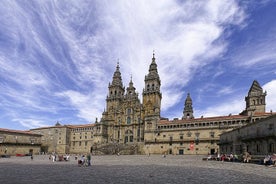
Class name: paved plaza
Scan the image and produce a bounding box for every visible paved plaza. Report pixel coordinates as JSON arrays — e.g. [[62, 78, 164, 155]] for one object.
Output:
[[0, 155, 275, 184]]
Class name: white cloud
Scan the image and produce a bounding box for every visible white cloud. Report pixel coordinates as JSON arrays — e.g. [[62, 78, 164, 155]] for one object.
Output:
[[12, 118, 50, 130], [55, 90, 104, 122], [81, 0, 246, 112], [0, 0, 249, 129], [217, 86, 235, 95], [195, 80, 276, 118], [263, 80, 276, 112], [44, 0, 246, 121], [195, 98, 244, 118]]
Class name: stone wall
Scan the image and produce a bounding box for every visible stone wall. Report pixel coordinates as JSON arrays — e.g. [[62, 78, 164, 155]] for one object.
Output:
[[220, 114, 276, 155]]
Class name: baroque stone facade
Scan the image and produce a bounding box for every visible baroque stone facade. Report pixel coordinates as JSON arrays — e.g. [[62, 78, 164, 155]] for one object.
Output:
[[30, 54, 274, 155]]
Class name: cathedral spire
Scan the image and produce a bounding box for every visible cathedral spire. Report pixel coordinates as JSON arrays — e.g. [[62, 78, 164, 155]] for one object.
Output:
[[111, 62, 123, 87], [182, 93, 194, 119], [107, 62, 125, 100], [149, 51, 157, 73], [126, 75, 137, 99]]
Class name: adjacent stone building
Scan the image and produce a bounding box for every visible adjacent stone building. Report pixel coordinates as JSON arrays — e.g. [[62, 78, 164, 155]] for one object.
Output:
[[219, 114, 276, 155], [0, 128, 41, 156], [29, 54, 274, 155]]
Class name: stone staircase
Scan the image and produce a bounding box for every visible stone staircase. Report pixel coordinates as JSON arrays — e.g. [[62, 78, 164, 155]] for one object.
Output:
[[92, 143, 143, 155]]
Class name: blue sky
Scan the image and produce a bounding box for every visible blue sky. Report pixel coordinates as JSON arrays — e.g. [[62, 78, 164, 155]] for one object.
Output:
[[0, 0, 276, 130]]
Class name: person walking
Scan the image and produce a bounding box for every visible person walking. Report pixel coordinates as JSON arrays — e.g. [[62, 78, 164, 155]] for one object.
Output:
[[87, 153, 91, 166]]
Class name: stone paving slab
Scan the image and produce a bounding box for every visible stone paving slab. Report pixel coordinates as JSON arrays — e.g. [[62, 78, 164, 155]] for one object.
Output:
[[0, 155, 275, 184]]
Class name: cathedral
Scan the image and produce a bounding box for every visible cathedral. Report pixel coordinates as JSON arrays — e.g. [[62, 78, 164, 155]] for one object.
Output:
[[26, 53, 274, 156], [87, 53, 273, 155], [100, 53, 161, 145]]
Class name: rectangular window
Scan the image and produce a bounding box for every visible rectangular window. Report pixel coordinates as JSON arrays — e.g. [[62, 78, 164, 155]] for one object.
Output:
[[127, 117, 131, 124], [127, 108, 131, 115], [180, 135, 183, 139], [85, 141, 88, 146], [169, 136, 173, 146], [79, 141, 81, 146]]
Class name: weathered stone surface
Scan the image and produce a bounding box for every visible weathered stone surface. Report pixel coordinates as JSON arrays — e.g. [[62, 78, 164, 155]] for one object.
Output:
[[0, 155, 275, 184]]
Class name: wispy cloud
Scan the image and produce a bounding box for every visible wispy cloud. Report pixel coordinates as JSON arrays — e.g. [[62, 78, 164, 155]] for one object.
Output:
[[195, 97, 244, 118], [4, 0, 275, 130]]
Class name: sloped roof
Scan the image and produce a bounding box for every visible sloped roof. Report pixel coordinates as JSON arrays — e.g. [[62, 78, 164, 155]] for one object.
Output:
[[248, 80, 263, 94], [0, 128, 42, 136]]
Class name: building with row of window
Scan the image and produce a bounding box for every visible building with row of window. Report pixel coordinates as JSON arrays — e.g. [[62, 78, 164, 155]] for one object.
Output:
[[219, 114, 276, 155], [0, 128, 41, 156], [29, 53, 275, 155]]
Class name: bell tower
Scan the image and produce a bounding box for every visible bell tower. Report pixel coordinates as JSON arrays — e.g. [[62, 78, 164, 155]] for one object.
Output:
[[241, 80, 266, 116], [106, 62, 125, 112], [142, 52, 162, 116], [182, 93, 194, 119]]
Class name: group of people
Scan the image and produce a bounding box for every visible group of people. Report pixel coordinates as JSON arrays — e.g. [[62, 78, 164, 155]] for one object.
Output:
[[207, 152, 276, 166], [77, 154, 92, 167], [207, 153, 239, 162], [48, 152, 92, 166], [263, 154, 276, 166], [49, 153, 70, 162], [207, 152, 248, 162]]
